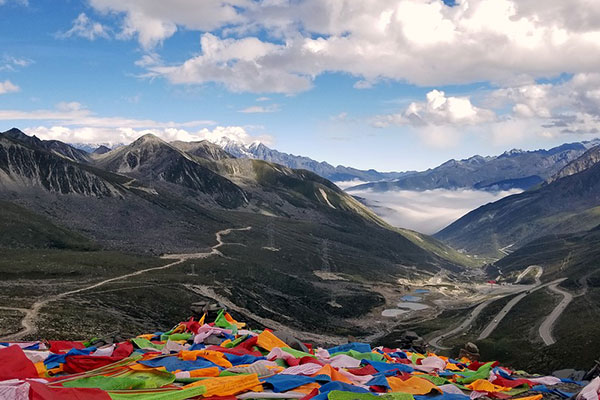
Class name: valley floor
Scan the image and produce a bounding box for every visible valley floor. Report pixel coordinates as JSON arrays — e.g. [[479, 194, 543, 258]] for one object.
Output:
[[1, 228, 598, 374]]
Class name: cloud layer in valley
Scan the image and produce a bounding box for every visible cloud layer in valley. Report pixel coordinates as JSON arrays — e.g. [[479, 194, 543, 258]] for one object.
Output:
[[347, 187, 522, 234]]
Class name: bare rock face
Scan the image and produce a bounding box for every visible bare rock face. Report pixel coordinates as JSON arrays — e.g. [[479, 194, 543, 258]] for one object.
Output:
[[96, 134, 248, 209], [549, 145, 600, 183], [0, 136, 118, 197]]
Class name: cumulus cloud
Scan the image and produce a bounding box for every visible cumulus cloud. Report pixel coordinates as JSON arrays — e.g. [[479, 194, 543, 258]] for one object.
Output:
[[27, 125, 269, 148], [484, 73, 600, 135], [89, 0, 246, 49], [373, 90, 496, 127], [0, 80, 20, 94], [57, 13, 110, 40], [85, 0, 600, 93], [149, 33, 312, 94], [348, 188, 522, 234]]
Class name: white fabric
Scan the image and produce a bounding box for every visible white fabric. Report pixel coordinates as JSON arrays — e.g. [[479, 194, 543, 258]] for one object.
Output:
[[0, 379, 47, 400], [193, 325, 233, 344], [23, 350, 50, 363], [470, 391, 488, 399], [161, 340, 189, 354], [528, 376, 562, 386], [415, 356, 446, 372], [439, 384, 466, 395], [577, 377, 600, 400], [91, 344, 115, 357], [315, 348, 330, 359], [280, 363, 322, 376], [0, 383, 30, 400], [237, 329, 258, 337], [327, 354, 362, 369]]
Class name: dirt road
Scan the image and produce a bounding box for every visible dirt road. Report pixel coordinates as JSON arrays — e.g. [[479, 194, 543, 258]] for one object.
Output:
[[0, 226, 251, 342]]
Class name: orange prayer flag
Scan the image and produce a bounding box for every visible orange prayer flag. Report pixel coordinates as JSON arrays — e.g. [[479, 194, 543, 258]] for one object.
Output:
[[179, 350, 233, 368], [184, 373, 262, 396], [292, 383, 321, 394], [224, 312, 246, 329], [387, 376, 442, 395], [466, 379, 512, 393], [189, 367, 220, 378], [256, 330, 289, 351], [311, 364, 352, 384]]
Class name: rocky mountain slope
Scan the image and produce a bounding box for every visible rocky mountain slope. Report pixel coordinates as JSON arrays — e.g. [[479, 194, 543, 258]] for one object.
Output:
[[213, 138, 409, 182], [0, 128, 479, 340], [0, 128, 468, 270], [435, 149, 600, 257], [549, 145, 600, 183], [351, 143, 591, 192]]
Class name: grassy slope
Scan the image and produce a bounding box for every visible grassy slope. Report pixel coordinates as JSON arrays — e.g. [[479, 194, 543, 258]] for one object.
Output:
[[251, 160, 476, 269], [494, 225, 600, 283], [0, 200, 96, 250], [436, 161, 600, 257]]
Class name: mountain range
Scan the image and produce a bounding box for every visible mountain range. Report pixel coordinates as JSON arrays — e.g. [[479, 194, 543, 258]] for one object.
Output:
[[0, 127, 476, 335], [349, 142, 599, 192], [72, 138, 409, 184], [436, 144, 600, 257]]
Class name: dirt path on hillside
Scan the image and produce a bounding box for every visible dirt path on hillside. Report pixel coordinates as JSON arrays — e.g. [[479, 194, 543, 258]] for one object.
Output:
[[0, 226, 252, 342]]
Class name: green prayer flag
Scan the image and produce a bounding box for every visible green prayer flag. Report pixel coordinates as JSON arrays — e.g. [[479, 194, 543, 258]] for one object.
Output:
[[108, 386, 206, 400]]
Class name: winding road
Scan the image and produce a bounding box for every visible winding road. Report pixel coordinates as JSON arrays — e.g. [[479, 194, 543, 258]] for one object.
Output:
[[429, 266, 544, 348], [429, 299, 497, 350], [538, 281, 573, 346], [0, 226, 252, 342]]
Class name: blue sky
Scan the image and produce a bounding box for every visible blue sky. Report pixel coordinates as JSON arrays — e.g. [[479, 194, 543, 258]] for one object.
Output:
[[1, 0, 600, 171]]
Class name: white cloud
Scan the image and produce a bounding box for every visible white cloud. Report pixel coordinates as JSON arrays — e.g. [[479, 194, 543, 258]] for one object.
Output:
[[347, 188, 522, 234], [373, 89, 496, 127], [57, 13, 110, 40], [149, 33, 312, 94], [86, 0, 600, 93], [0, 55, 33, 72], [0, 104, 215, 129], [89, 0, 247, 49], [134, 52, 161, 68], [239, 104, 280, 113], [0, 80, 19, 94], [26, 125, 271, 148], [255, 96, 270, 102]]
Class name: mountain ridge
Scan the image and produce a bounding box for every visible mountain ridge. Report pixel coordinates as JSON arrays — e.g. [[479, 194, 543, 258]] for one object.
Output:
[[435, 148, 600, 257], [350, 141, 596, 192]]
